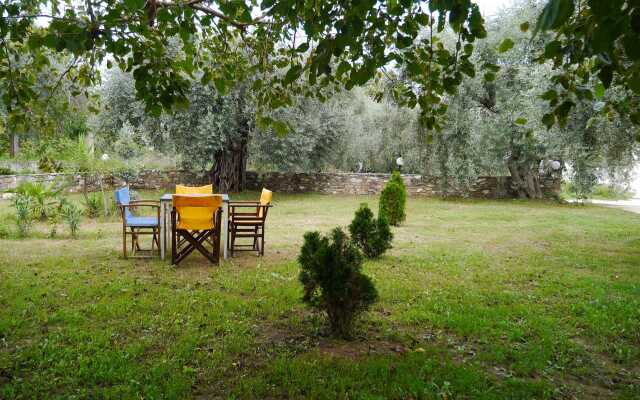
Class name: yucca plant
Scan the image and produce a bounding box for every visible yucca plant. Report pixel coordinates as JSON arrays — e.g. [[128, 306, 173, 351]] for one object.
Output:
[[82, 192, 102, 218], [15, 180, 63, 220], [60, 199, 82, 239], [12, 194, 33, 238]]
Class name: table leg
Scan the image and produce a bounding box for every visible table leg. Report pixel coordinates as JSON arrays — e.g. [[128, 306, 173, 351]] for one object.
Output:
[[160, 201, 166, 260], [222, 201, 229, 260]]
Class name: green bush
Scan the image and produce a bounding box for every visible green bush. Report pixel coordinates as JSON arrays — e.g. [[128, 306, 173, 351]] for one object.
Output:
[[298, 228, 378, 339], [379, 171, 407, 226], [47, 208, 61, 238], [12, 194, 33, 238], [0, 166, 14, 175], [15, 180, 62, 220], [60, 199, 82, 239], [349, 203, 393, 258], [83, 192, 102, 218], [0, 223, 10, 239]]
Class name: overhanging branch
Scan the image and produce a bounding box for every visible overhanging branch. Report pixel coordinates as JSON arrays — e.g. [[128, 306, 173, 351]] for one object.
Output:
[[155, 0, 270, 29]]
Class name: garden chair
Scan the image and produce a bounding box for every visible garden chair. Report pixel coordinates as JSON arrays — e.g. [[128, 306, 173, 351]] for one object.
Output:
[[171, 194, 223, 265], [175, 184, 213, 194], [114, 186, 160, 259], [228, 188, 273, 256]]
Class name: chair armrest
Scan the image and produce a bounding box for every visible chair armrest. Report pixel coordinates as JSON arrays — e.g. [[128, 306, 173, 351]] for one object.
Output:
[[129, 200, 160, 206], [228, 201, 260, 205], [122, 202, 160, 209], [229, 204, 261, 210]]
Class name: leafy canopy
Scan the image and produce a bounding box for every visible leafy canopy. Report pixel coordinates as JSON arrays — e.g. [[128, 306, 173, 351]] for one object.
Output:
[[531, 0, 640, 128], [1, 0, 488, 132]]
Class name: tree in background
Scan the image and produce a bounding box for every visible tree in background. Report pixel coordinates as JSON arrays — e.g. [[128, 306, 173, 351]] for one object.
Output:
[[418, 0, 638, 198], [1, 0, 489, 142], [96, 68, 253, 191]]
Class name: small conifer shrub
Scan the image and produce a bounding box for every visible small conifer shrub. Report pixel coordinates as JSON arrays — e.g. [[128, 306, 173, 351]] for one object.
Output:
[[349, 203, 392, 258], [298, 228, 378, 338], [379, 171, 407, 226]]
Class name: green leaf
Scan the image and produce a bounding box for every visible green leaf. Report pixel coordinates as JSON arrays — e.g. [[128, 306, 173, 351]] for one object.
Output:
[[598, 65, 614, 88], [594, 82, 605, 99], [283, 65, 303, 85], [543, 41, 562, 58], [533, 0, 575, 36], [629, 73, 640, 94], [514, 117, 527, 125], [272, 120, 289, 137], [484, 72, 496, 82], [541, 89, 557, 101], [498, 38, 514, 53], [213, 78, 227, 95], [542, 113, 555, 129]]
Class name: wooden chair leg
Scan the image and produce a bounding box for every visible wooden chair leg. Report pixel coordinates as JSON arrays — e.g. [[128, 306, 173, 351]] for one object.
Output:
[[123, 226, 127, 259], [252, 226, 258, 251], [171, 210, 177, 265], [230, 224, 236, 257], [261, 227, 265, 256]]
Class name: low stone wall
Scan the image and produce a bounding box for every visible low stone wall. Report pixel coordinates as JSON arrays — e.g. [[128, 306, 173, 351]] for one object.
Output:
[[245, 171, 561, 199], [0, 170, 206, 193], [0, 170, 561, 199]]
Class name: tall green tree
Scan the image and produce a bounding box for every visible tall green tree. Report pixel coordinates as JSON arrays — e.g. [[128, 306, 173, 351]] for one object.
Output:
[[421, 0, 638, 198], [1, 0, 488, 136], [530, 0, 640, 129]]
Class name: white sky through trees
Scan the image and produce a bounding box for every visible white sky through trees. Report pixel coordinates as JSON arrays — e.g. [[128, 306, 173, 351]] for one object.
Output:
[[474, 0, 514, 16]]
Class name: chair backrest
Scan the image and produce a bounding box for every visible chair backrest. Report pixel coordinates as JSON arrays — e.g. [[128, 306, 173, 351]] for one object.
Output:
[[173, 194, 222, 230], [258, 188, 272, 218], [175, 184, 213, 194], [114, 186, 132, 219]]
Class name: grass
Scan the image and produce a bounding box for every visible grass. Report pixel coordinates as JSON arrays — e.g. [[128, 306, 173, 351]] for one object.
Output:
[[561, 183, 635, 201], [1, 192, 639, 399]]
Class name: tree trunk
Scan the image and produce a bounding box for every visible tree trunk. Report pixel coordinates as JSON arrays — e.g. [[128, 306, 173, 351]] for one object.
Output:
[[209, 94, 251, 193], [210, 139, 248, 193], [507, 157, 543, 199], [9, 134, 19, 158]]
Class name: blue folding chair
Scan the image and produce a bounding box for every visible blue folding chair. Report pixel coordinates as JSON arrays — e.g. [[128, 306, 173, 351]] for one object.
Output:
[[114, 187, 160, 258]]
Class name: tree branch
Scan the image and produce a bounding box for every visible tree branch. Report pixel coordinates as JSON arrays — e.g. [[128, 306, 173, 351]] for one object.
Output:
[[155, 0, 270, 29]]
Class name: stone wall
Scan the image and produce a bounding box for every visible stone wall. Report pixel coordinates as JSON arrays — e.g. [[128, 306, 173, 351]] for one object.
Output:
[[245, 171, 561, 199], [0, 170, 561, 199], [0, 170, 207, 193]]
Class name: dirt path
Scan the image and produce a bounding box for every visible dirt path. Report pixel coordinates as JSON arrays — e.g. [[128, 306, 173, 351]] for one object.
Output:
[[588, 199, 640, 214]]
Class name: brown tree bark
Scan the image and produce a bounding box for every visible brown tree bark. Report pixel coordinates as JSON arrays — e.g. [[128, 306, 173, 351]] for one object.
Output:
[[9, 134, 19, 158], [507, 156, 543, 199], [210, 132, 249, 193]]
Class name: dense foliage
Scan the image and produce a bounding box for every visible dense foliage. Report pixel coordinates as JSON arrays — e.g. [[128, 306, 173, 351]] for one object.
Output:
[[2, 1, 639, 198], [379, 172, 407, 226], [298, 228, 378, 338], [531, 0, 640, 129], [418, 1, 639, 198], [1, 0, 489, 136], [349, 203, 393, 259]]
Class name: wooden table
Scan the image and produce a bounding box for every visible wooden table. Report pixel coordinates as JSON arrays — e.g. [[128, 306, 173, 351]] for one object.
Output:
[[159, 193, 230, 261]]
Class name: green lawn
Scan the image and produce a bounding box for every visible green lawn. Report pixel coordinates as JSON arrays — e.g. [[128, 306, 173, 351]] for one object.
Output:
[[1, 193, 639, 399]]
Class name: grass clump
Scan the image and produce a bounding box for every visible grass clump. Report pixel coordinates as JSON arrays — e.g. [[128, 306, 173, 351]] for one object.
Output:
[[12, 194, 33, 238], [60, 199, 82, 238], [349, 203, 392, 258], [298, 228, 378, 339], [83, 192, 103, 218]]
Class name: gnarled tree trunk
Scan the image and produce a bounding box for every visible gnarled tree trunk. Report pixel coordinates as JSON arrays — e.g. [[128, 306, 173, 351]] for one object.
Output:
[[507, 156, 543, 199], [209, 131, 249, 193], [210, 145, 246, 193], [207, 84, 252, 193]]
